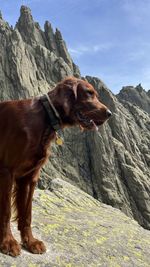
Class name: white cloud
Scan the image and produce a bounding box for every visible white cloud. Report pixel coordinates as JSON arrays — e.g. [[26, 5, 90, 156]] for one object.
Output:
[[69, 43, 113, 58], [68, 48, 82, 57], [93, 43, 113, 52], [68, 46, 90, 57]]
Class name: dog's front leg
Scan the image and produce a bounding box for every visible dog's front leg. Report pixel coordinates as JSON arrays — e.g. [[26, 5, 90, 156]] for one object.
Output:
[[0, 168, 21, 256], [16, 173, 46, 254]]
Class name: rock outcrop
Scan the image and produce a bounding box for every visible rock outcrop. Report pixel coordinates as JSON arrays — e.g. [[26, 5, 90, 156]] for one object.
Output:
[[0, 5, 150, 236], [117, 83, 150, 114], [1, 181, 150, 266]]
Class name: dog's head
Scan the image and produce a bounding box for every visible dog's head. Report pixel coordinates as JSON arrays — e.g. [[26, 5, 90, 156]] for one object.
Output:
[[49, 77, 112, 131]]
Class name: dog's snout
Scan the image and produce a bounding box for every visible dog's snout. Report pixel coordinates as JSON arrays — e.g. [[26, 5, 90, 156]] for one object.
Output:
[[106, 109, 112, 118]]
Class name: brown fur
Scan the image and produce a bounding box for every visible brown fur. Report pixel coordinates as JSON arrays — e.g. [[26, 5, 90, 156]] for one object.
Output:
[[0, 77, 110, 256]]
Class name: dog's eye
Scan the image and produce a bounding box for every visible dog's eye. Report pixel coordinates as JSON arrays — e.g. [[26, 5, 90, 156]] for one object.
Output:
[[85, 89, 94, 97]]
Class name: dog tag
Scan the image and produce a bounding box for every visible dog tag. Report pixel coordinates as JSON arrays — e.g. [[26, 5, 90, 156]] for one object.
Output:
[[56, 134, 63, 146]]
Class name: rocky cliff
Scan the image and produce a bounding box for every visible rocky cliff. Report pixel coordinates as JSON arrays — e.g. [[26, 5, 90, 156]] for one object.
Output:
[[0, 5, 150, 235]]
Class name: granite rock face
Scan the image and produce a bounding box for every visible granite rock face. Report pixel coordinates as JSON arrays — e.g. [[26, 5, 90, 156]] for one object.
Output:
[[0, 6, 150, 233]]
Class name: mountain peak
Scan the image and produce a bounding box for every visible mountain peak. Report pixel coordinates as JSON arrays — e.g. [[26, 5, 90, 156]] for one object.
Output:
[[135, 83, 144, 92], [0, 10, 11, 33], [117, 84, 150, 113], [15, 6, 80, 75], [20, 5, 32, 18], [17, 5, 34, 28]]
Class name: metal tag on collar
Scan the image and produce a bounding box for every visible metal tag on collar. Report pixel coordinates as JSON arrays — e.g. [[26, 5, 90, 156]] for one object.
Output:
[[55, 131, 63, 146]]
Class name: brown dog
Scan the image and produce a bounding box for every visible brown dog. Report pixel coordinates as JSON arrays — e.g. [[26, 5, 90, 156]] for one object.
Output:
[[0, 77, 111, 256]]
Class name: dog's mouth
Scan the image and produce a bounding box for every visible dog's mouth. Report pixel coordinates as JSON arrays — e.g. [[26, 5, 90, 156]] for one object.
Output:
[[76, 111, 104, 131]]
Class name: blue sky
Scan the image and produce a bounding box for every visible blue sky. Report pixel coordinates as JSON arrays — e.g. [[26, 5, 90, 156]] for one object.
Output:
[[0, 0, 150, 93]]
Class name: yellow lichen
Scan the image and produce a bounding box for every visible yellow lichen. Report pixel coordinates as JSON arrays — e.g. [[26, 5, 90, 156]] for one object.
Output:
[[96, 236, 107, 244], [44, 223, 59, 234], [123, 256, 130, 261]]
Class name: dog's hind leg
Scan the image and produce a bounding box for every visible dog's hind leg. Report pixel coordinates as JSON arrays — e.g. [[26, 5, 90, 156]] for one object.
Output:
[[16, 172, 46, 254], [0, 167, 21, 256]]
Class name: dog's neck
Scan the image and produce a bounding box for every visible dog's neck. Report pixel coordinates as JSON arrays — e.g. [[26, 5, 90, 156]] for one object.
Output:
[[40, 94, 62, 131], [46, 90, 76, 128]]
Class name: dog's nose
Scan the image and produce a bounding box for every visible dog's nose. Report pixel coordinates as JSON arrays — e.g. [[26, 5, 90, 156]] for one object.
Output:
[[106, 109, 112, 118]]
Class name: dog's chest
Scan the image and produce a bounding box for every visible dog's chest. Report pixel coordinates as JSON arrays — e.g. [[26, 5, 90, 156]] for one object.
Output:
[[14, 146, 50, 179]]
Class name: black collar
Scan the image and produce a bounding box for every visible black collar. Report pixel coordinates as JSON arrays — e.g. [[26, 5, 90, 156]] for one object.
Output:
[[40, 94, 61, 131]]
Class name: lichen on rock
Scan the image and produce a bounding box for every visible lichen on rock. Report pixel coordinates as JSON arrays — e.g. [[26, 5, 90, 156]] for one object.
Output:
[[1, 182, 150, 266]]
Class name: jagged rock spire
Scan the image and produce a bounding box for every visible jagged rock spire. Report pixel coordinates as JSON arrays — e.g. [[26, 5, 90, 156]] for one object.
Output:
[[0, 10, 11, 34], [16, 5, 45, 46], [20, 5, 32, 20], [44, 21, 58, 53], [55, 28, 63, 40], [16, 5, 34, 30], [55, 28, 73, 67], [135, 83, 143, 92], [15, 5, 80, 76]]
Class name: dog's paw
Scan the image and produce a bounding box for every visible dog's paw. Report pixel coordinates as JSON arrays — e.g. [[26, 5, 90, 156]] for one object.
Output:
[[23, 239, 46, 254], [0, 238, 21, 257]]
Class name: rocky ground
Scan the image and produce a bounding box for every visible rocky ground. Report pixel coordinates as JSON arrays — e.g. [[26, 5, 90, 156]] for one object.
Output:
[[1, 180, 150, 267]]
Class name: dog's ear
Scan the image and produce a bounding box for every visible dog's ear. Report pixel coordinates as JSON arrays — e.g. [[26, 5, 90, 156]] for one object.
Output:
[[62, 82, 78, 116], [64, 80, 78, 100], [54, 78, 78, 116]]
